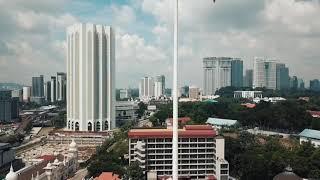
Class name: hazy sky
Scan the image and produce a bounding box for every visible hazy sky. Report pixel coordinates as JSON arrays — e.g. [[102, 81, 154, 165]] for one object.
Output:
[[0, 0, 319, 88]]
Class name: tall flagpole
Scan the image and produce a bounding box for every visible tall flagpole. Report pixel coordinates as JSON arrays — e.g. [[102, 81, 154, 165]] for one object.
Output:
[[172, 0, 179, 179]]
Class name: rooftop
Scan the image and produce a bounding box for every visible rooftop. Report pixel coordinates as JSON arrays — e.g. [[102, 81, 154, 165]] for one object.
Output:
[[299, 129, 320, 140], [96, 172, 120, 180], [128, 125, 216, 139], [206, 118, 238, 126]]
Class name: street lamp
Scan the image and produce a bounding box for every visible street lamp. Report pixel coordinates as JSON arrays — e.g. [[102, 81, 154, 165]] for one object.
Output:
[[172, 1, 216, 180]]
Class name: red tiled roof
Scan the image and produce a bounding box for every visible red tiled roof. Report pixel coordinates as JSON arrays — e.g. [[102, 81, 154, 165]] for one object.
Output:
[[128, 125, 216, 138], [38, 155, 55, 161], [96, 172, 120, 180], [308, 110, 320, 118]]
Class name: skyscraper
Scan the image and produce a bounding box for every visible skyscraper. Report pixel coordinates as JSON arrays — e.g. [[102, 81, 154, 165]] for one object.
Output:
[[203, 57, 232, 95], [154, 75, 165, 98], [51, 76, 57, 103], [290, 76, 299, 90], [253, 58, 277, 90], [231, 59, 243, 88], [276, 63, 289, 90], [310, 79, 320, 91], [139, 77, 154, 99], [46, 81, 51, 102], [31, 75, 45, 104], [57, 72, 67, 102], [67, 23, 115, 131], [22, 86, 31, 102], [32, 75, 44, 97], [0, 90, 19, 122], [244, 69, 253, 88]]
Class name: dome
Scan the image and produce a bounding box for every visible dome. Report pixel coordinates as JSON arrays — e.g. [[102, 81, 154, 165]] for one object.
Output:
[[69, 139, 77, 151], [53, 151, 59, 156], [6, 165, 18, 180], [54, 158, 59, 164], [273, 166, 302, 180], [46, 162, 52, 168]]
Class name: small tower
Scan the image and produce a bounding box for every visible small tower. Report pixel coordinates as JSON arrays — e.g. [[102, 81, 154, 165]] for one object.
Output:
[[68, 139, 79, 172], [5, 164, 18, 180]]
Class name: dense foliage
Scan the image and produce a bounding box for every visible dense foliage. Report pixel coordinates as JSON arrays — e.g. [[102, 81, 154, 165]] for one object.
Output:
[[150, 97, 320, 132], [225, 132, 320, 179], [86, 122, 144, 179]]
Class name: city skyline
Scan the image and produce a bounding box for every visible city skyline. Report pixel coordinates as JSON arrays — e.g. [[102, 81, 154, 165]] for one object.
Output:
[[0, 0, 319, 88]]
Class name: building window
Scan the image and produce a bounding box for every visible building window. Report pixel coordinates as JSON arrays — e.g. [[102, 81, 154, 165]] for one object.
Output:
[[88, 122, 92, 131], [96, 121, 101, 131], [71, 122, 74, 130], [104, 121, 109, 130], [68, 121, 70, 129], [75, 122, 79, 131]]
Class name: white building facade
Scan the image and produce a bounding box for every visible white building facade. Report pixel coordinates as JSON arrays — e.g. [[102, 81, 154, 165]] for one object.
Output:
[[234, 91, 263, 99], [66, 23, 115, 131], [154, 75, 165, 99], [139, 77, 154, 100], [203, 57, 232, 95], [22, 86, 31, 102], [128, 125, 229, 180], [56, 72, 67, 101], [253, 58, 277, 90]]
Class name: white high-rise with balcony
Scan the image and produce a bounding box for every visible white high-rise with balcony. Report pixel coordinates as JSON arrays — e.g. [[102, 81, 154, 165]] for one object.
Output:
[[154, 75, 165, 99], [139, 77, 154, 100], [253, 57, 277, 90], [66, 23, 115, 131], [203, 57, 232, 95]]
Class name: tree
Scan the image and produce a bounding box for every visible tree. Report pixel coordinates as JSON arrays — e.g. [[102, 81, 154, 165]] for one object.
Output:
[[123, 162, 145, 180]]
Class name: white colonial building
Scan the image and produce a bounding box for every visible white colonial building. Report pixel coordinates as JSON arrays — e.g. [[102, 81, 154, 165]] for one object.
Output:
[[6, 140, 79, 180], [66, 23, 116, 131]]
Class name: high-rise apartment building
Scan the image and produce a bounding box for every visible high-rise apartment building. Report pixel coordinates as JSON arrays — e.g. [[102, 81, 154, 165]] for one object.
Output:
[[244, 69, 253, 88], [310, 79, 320, 91], [203, 57, 232, 95], [128, 125, 229, 180], [0, 90, 19, 122], [46, 81, 51, 102], [22, 86, 31, 102], [139, 77, 154, 99], [276, 63, 289, 90], [51, 76, 57, 103], [154, 75, 165, 99], [189, 86, 200, 100], [67, 23, 115, 131], [31, 75, 45, 104], [57, 72, 67, 101], [290, 76, 299, 90], [253, 58, 277, 90], [231, 59, 243, 88]]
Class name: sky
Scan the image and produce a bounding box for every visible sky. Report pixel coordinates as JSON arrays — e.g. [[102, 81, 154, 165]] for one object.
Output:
[[0, 0, 320, 88]]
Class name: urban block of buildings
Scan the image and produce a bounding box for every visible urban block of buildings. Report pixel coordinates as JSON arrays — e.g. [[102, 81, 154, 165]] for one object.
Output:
[[66, 23, 115, 131], [139, 75, 166, 101], [128, 125, 229, 180], [5, 140, 79, 180]]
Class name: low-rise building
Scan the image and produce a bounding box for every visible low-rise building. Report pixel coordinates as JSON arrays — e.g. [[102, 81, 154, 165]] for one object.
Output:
[[206, 118, 238, 129], [253, 97, 286, 104], [116, 101, 139, 126], [299, 129, 320, 147], [234, 91, 263, 99], [308, 111, 320, 118], [120, 89, 131, 99], [128, 125, 229, 180]]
